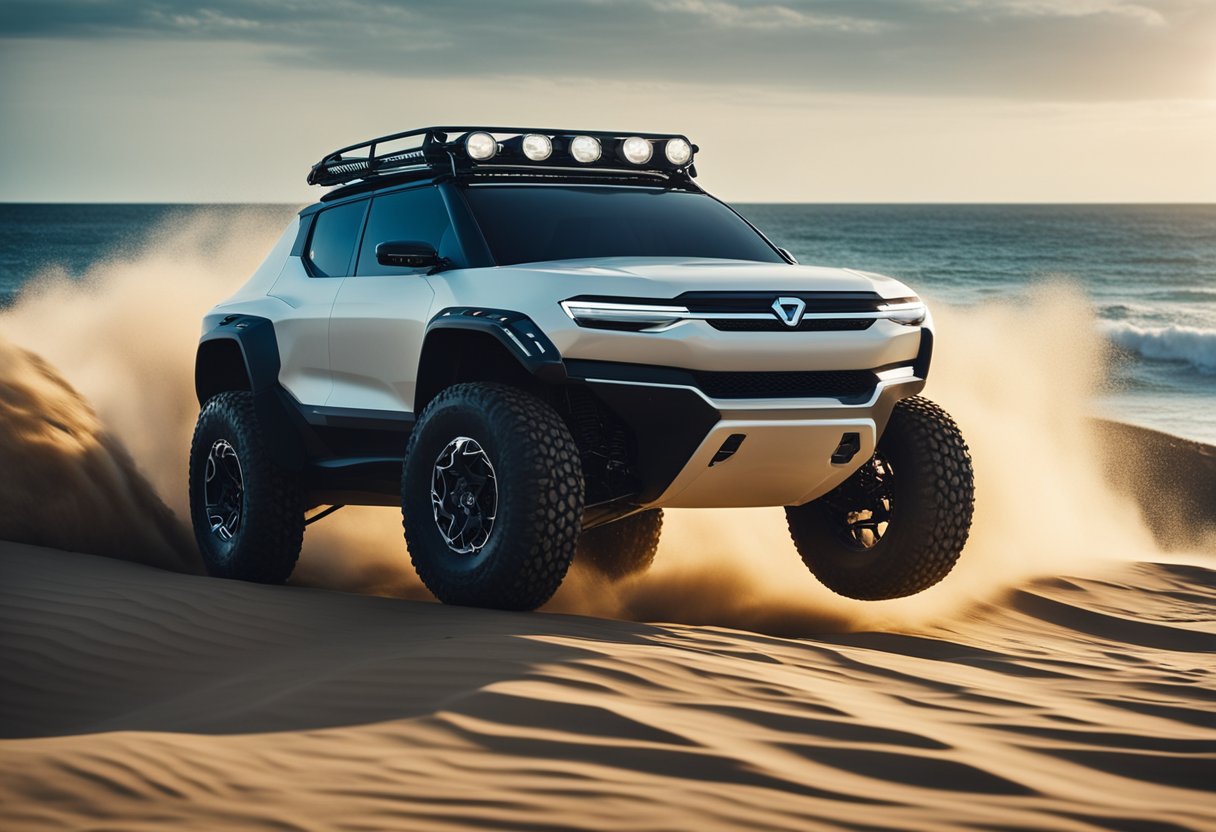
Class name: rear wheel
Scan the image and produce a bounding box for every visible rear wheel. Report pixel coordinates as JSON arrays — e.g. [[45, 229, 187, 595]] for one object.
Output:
[[577, 509, 663, 581], [188, 391, 305, 583], [786, 396, 974, 600], [402, 383, 584, 610]]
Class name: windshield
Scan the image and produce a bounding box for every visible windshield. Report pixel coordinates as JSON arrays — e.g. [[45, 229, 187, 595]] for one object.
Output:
[[462, 185, 784, 266]]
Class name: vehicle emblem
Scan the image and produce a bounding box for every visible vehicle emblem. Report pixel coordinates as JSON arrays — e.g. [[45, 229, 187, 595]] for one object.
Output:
[[771, 296, 806, 327]]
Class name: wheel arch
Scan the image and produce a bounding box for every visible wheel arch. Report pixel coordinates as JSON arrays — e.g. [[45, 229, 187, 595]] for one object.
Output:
[[195, 338, 252, 403], [414, 308, 565, 413], [195, 316, 282, 404], [194, 316, 306, 470]]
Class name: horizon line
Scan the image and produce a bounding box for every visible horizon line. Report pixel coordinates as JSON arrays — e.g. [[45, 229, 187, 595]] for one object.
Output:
[[2, 199, 1214, 207]]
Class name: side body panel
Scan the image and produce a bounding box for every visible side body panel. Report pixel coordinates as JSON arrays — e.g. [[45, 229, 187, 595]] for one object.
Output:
[[267, 256, 342, 407], [326, 274, 435, 411]]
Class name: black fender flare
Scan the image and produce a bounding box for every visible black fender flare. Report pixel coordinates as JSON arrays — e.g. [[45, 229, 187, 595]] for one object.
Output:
[[195, 315, 307, 470], [417, 307, 567, 403], [914, 327, 934, 381]]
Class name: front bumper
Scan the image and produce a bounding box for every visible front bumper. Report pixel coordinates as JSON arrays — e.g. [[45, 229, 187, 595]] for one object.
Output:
[[566, 355, 927, 510], [642, 376, 924, 508]]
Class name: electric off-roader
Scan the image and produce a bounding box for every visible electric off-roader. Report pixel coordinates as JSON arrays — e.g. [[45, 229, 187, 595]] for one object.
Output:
[[190, 126, 975, 610]]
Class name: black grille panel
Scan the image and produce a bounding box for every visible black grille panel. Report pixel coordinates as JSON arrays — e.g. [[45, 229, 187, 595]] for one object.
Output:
[[677, 291, 912, 313], [692, 370, 877, 401], [707, 318, 874, 332]]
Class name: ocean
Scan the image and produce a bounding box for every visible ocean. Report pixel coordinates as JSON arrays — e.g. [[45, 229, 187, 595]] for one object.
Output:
[[1, 202, 1213, 443]]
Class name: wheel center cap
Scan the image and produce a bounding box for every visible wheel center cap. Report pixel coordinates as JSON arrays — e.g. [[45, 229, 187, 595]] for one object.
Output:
[[430, 435, 499, 555]]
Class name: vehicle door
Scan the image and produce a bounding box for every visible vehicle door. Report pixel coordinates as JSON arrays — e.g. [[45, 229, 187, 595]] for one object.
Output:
[[326, 185, 456, 413], [269, 198, 368, 407]]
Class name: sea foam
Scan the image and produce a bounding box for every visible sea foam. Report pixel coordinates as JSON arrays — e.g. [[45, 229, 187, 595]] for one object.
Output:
[[1100, 320, 1216, 374]]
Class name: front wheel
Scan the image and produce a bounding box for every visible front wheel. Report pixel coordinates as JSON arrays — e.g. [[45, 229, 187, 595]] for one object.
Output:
[[786, 396, 974, 600], [401, 383, 585, 610]]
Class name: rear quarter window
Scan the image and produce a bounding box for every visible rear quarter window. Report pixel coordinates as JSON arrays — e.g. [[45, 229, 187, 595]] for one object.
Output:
[[306, 200, 368, 277]]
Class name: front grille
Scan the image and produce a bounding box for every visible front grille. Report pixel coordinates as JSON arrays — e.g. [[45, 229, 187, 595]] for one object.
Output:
[[692, 369, 877, 401], [707, 318, 874, 332], [678, 291, 904, 313]]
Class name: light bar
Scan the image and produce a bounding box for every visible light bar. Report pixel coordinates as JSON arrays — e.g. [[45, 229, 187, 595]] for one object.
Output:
[[877, 300, 927, 326], [465, 132, 498, 161], [570, 135, 602, 164], [665, 137, 692, 166], [621, 136, 653, 164], [561, 299, 690, 332], [561, 296, 929, 332], [522, 133, 552, 161], [308, 125, 699, 187]]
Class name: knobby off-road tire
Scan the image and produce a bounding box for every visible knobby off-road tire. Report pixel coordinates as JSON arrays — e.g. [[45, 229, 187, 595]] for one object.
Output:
[[188, 391, 305, 583], [786, 396, 974, 600], [577, 509, 664, 581], [401, 383, 585, 610]]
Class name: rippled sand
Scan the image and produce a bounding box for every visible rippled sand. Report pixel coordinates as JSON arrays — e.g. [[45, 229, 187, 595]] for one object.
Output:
[[1, 542, 1211, 831]]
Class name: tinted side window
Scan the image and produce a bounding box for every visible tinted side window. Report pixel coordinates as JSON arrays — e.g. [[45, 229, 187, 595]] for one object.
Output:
[[356, 187, 455, 276], [307, 200, 367, 277]]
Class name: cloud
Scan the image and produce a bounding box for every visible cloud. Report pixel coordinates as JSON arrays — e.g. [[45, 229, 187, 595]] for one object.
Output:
[[0, 0, 1212, 100], [941, 0, 1169, 26], [159, 9, 262, 31], [651, 0, 886, 32]]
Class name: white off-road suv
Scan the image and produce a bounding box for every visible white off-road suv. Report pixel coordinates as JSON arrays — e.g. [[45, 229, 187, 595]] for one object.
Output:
[[190, 125, 975, 610]]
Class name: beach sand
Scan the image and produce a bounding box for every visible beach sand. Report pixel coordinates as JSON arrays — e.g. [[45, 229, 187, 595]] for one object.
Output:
[[1, 418, 1213, 831], [1, 537, 1212, 831]]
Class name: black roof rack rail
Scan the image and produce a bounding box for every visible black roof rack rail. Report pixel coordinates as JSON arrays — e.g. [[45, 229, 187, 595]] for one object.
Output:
[[318, 168, 703, 204], [307, 126, 699, 188]]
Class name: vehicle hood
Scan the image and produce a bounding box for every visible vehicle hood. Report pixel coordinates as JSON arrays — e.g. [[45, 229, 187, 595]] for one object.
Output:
[[490, 257, 916, 299]]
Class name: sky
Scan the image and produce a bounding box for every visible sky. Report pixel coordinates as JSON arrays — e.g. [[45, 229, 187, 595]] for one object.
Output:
[[1, 0, 1214, 203]]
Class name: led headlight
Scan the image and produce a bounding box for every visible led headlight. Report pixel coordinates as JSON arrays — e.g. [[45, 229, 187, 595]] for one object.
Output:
[[621, 136, 652, 164], [522, 133, 553, 161], [879, 300, 927, 326], [664, 137, 692, 166], [465, 132, 498, 161], [570, 135, 602, 164], [561, 299, 690, 332]]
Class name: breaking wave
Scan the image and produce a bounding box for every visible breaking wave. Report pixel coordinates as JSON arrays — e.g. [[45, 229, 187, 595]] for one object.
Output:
[[1100, 320, 1216, 374]]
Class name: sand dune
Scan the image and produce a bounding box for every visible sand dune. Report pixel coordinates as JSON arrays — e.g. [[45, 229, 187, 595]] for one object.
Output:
[[1, 541, 1212, 831]]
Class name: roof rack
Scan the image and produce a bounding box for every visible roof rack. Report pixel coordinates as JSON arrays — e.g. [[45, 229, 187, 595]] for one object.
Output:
[[306, 126, 699, 188]]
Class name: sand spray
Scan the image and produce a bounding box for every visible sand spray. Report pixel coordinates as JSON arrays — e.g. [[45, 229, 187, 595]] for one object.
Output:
[[0, 214, 1165, 633]]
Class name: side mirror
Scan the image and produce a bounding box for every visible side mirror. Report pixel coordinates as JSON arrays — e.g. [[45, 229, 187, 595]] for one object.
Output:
[[777, 247, 798, 264], [375, 240, 440, 269]]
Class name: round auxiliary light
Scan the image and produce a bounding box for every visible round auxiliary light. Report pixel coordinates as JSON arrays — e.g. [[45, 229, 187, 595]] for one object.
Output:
[[664, 137, 692, 166], [521, 133, 553, 161], [570, 135, 602, 164], [465, 131, 498, 161], [621, 136, 653, 164]]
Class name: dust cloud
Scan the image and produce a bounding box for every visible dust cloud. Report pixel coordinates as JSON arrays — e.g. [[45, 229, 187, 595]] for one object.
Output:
[[0, 214, 1171, 634], [0, 337, 199, 571]]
